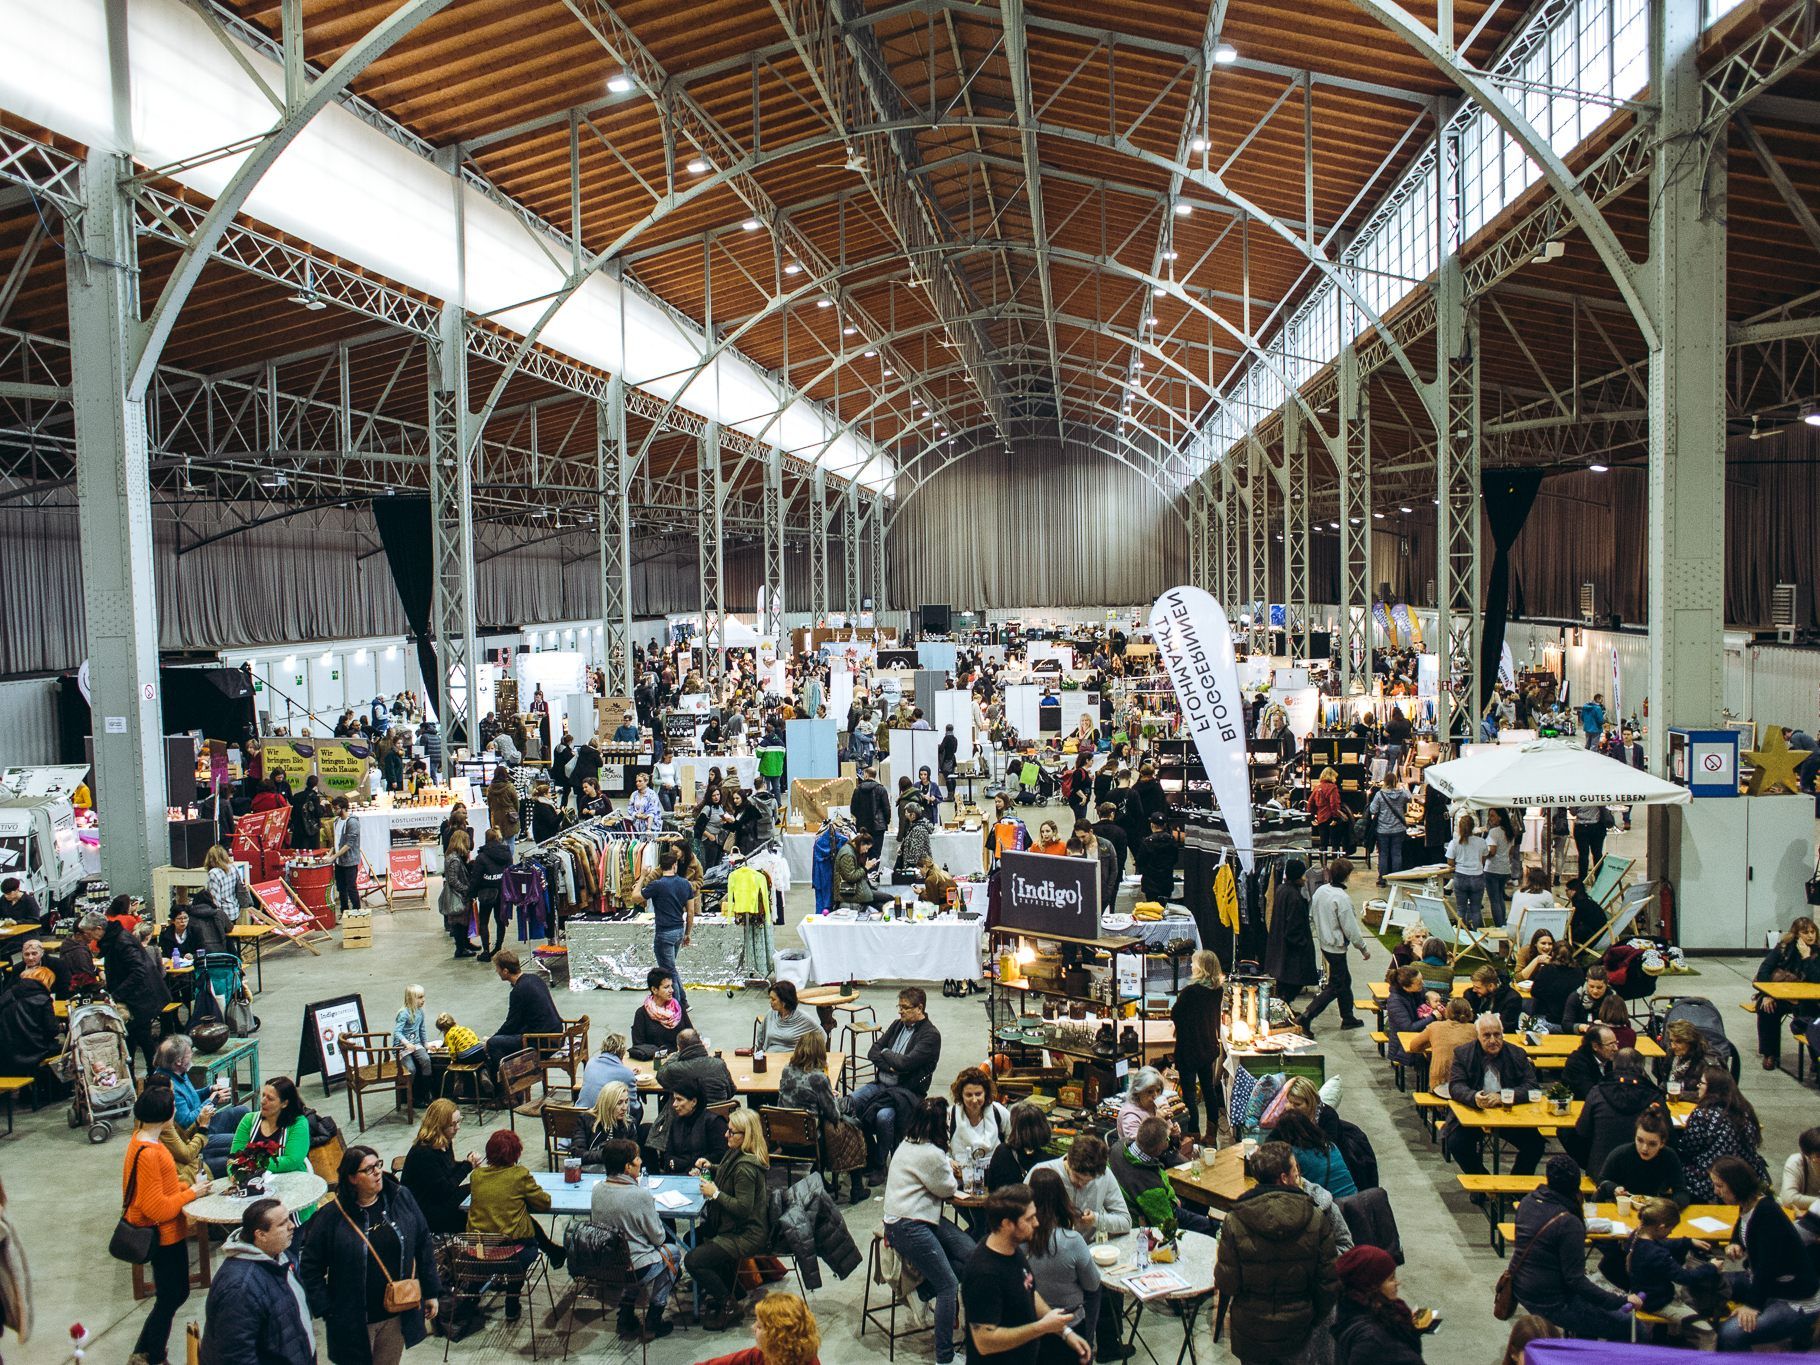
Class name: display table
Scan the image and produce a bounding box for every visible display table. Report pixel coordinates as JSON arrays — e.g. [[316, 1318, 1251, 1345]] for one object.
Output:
[[1101, 915, 1201, 951], [797, 912, 984, 983], [674, 755, 757, 796], [352, 803, 455, 875], [564, 916, 749, 990], [782, 827, 985, 882]]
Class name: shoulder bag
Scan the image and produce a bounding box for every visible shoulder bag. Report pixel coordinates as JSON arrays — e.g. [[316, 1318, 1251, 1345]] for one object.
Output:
[[337, 1199, 422, 1314], [1493, 1211, 1568, 1321], [108, 1147, 160, 1264]]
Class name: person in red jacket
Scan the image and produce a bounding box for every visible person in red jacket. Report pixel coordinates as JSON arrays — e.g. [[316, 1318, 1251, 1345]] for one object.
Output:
[[1308, 767, 1349, 853], [123, 1084, 212, 1365], [695, 1292, 820, 1365]]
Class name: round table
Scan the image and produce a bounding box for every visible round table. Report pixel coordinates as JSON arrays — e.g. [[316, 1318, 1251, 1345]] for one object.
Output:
[[187, 1169, 328, 1225], [1098, 1228, 1218, 1365]]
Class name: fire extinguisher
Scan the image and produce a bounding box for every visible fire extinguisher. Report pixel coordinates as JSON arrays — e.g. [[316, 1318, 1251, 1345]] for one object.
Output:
[[1658, 877, 1675, 944]]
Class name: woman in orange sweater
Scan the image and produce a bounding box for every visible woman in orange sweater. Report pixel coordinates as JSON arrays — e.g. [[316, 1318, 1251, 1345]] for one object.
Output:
[[123, 1084, 212, 1365]]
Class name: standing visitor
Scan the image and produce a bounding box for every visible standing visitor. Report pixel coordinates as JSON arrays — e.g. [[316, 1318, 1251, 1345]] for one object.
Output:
[[197, 1197, 316, 1365], [1367, 773, 1410, 885], [1265, 858, 1319, 1008], [121, 1084, 212, 1365], [962, 1184, 1092, 1365], [1445, 814, 1489, 928], [1483, 808, 1516, 927], [630, 848, 697, 1007], [1298, 858, 1371, 1034], [330, 796, 362, 915], [1214, 1142, 1339, 1365]]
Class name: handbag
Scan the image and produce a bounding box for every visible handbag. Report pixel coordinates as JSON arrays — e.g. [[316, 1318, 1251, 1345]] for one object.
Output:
[[337, 1199, 423, 1314], [824, 1118, 868, 1173], [1493, 1211, 1567, 1321], [108, 1148, 160, 1265]]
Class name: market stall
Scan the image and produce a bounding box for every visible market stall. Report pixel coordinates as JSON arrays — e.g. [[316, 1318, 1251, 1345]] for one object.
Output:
[[779, 827, 986, 882], [563, 915, 751, 991], [796, 911, 984, 984]]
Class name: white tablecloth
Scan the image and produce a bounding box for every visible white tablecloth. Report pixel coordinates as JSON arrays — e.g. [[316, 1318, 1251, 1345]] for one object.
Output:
[[782, 829, 986, 882], [797, 914, 984, 983], [353, 805, 455, 874]]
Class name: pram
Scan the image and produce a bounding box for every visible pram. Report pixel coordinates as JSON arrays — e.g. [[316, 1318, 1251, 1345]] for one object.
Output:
[[60, 999, 137, 1142], [1647, 995, 1742, 1081], [192, 950, 258, 1038]]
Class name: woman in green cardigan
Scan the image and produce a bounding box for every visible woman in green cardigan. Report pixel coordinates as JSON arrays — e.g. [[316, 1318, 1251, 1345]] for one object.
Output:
[[685, 1107, 773, 1328], [228, 1077, 312, 1172]]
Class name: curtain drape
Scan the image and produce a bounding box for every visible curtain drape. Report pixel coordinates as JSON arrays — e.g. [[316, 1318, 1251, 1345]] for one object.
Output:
[[1480, 469, 1544, 702], [887, 442, 1188, 609]]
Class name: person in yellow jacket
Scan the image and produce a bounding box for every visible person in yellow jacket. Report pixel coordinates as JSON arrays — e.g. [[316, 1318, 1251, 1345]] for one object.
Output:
[[465, 1128, 566, 1320]]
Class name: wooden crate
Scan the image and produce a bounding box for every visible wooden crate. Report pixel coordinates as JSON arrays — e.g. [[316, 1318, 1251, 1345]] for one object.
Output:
[[341, 913, 373, 950]]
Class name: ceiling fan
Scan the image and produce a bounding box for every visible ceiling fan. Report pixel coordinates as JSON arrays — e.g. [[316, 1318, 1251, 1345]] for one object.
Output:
[[816, 146, 870, 173]]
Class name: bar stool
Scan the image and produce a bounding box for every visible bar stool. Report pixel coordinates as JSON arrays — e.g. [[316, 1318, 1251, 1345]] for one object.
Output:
[[836, 1006, 880, 1094], [860, 1231, 933, 1361]]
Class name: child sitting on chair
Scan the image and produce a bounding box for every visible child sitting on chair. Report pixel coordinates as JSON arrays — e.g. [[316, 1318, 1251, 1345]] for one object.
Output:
[[435, 1011, 488, 1065]]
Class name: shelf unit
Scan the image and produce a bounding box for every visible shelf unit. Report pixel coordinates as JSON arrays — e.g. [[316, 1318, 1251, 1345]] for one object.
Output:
[[987, 925, 1155, 1107]]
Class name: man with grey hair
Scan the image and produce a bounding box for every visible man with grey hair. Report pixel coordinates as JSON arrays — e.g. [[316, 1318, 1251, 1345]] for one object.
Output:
[[1443, 1012, 1544, 1181]]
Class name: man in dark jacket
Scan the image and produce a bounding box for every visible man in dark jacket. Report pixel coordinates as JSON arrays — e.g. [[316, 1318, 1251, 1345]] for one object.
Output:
[[1512, 1155, 1634, 1339], [568, 739, 604, 796], [99, 914, 169, 1075], [851, 985, 941, 1178], [485, 948, 564, 1077], [1443, 1014, 1545, 1178], [1214, 1140, 1339, 1364], [1563, 1024, 1618, 1101], [198, 1198, 316, 1365], [1134, 815, 1179, 902], [551, 732, 576, 811], [849, 767, 892, 846], [655, 1029, 736, 1106], [1091, 803, 1129, 880]]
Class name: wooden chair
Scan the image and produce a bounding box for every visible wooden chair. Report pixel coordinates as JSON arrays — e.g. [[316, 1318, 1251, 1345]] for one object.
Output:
[[759, 1106, 822, 1180], [524, 1015, 590, 1101], [339, 1031, 414, 1132], [707, 1098, 738, 1120], [499, 1048, 545, 1130], [539, 1103, 591, 1171], [308, 1131, 346, 1193]]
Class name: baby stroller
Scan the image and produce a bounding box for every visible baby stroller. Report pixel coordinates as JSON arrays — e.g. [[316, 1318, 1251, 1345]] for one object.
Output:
[[61, 999, 137, 1142], [1647, 995, 1741, 1081], [192, 950, 258, 1039]]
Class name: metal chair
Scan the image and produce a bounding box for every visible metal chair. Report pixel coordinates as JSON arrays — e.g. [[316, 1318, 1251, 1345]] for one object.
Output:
[[758, 1106, 822, 1181], [441, 1230, 557, 1362], [860, 1230, 933, 1360], [539, 1103, 591, 1171], [339, 1031, 413, 1132], [559, 1225, 651, 1361], [836, 1006, 880, 1094]]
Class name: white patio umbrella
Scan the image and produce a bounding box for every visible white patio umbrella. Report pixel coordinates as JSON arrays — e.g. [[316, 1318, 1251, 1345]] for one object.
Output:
[[1423, 738, 1690, 808]]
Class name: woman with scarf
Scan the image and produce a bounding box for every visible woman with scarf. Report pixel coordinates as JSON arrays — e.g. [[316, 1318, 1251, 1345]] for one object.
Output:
[[1332, 1245, 1424, 1364], [630, 967, 686, 1056]]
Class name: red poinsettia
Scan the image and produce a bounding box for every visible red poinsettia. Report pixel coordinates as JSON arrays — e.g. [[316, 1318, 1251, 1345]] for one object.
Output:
[[229, 1134, 284, 1181]]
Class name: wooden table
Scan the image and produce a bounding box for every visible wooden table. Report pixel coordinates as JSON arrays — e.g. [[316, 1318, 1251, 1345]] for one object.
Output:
[[628, 1053, 833, 1097], [229, 923, 275, 992], [1371, 977, 1532, 1002], [135, 1169, 326, 1300], [1497, 1202, 1741, 1245], [797, 985, 859, 1033], [1753, 982, 1820, 1003], [1165, 1143, 1250, 1212], [1447, 1098, 1694, 1173]]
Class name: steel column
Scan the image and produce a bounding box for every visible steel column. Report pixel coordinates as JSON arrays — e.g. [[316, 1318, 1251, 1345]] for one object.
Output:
[[598, 375, 634, 696], [1338, 342, 1373, 694], [1645, 0, 1727, 770], [428, 305, 478, 745], [1246, 438, 1270, 654], [1218, 457, 1242, 612], [843, 479, 862, 617], [1188, 481, 1211, 592], [868, 491, 888, 613], [68, 150, 167, 897], [1282, 400, 1310, 662], [809, 465, 830, 624], [763, 446, 785, 640], [1433, 116, 1481, 742], [699, 423, 726, 696]]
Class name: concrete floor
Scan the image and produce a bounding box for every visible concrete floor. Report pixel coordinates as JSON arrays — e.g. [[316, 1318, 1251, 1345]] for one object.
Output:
[[4, 818, 1813, 1365]]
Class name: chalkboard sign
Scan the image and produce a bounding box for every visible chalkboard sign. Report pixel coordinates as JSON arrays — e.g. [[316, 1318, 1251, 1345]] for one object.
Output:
[[297, 993, 367, 1094]]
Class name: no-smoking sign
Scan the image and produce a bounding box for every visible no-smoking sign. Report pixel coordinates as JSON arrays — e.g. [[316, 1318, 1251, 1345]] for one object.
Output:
[[1701, 753, 1724, 773]]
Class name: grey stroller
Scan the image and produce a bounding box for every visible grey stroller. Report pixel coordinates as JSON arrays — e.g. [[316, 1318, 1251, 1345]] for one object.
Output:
[[61, 999, 138, 1142]]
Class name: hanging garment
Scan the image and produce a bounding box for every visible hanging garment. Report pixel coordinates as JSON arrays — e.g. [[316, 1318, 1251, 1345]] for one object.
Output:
[[726, 865, 770, 920], [1214, 862, 1240, 932], [811, 825, 848, 915]]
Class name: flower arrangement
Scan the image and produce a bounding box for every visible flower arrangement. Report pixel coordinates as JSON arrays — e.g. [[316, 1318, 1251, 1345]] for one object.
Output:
[[1543, 1081, 1574, 1116], [228, 1134, 283, 1193]]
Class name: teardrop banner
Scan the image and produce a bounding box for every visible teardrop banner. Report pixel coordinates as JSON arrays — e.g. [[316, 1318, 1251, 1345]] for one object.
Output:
[[1148, 585, 1256, 874]]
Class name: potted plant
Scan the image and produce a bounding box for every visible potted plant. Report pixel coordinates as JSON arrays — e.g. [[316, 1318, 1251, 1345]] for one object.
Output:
[[1544, 1081, 1573, 1118], [227, 1134, 282, 1195]]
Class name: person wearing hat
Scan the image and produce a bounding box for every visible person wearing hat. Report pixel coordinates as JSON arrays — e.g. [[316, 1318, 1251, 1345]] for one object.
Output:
[[1264, 859, 1320, 1008], [893, 798, 933, 883], [1332, 1245, 1424, 1364]]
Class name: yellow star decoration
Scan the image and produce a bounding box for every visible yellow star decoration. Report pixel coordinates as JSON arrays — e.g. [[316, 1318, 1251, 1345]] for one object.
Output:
[[1743, 726, 1805, 795]]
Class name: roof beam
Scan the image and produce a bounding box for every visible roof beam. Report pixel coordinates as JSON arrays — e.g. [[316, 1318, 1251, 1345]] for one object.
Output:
[[1001, 0, 1066, 445]]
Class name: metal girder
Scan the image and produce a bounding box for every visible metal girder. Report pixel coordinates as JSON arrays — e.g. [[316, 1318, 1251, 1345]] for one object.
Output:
[[1282, 395, 1310, 661], [1001, 0, 1066, 445], [429, 308, 478, 744], [1218, 457, 1243, 610], [1347, 0, 1658, 349], [127, 0, 454, 399], [1337, 343, 1373, 696], [763, 446, 785, 639], [1437, 296, 1482, 739], [843, 479, 863, 618], [1188, 482, 1211, 592], [698, 423, 725, 695], [768, 0, 1010, 443], [868, 490, 888, 613], [0, 123, 83, 211], [1700, 0, 1820, 129], [68, 149, 168, 898], [809, 465, 830, 624], [599, 376, 634, 697], [1246, 437, 1269, 653]]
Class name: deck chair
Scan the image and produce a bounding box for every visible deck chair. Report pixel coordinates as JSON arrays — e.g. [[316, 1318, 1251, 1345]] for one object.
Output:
[[1584, 882, 1654, 955], [355, 852, 391, 911], [1415, 892, 1498, 966], [1582, 855, 1634, 916], [1505, 904, 1571, 954]]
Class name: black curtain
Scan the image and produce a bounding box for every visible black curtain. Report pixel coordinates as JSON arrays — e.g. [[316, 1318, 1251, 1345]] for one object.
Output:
[[370, 497, 446, 736], [1480, 470, 1544, 706]]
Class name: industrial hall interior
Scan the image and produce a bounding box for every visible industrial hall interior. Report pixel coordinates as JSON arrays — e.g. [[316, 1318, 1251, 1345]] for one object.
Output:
[[7, 1, 1820, 1364]]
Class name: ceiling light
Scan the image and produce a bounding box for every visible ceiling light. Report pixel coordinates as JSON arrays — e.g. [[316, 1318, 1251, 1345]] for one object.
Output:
[[1212, 41, 1238, 64], [1588, 462, 1609, 473], [1132, 358, 1145, 368], [1372, 511, 1385, 519], [1144, 315, 1158, 326], [783, 262, 802, 275], [842, 326, 856, 335], [883, 368, 894, 376], [607, 72, 634, 94], [1399, 506, 1413, 513], [1173, 202, 1194, 217], [686, 158, 708, 174], [1162, 250, 1179, 261], [1190, 135, 1209, 153], [741, 218, 760, 231], [863, 349, 877, 357], [816, 298, 832, 308], [1803, 404, 1820, 427], [1153, 286, 1167, 298]]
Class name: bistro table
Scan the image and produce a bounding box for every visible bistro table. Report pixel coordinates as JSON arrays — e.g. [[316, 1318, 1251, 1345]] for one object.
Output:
[[147, 1169, 328, 1296], [1099, 1227, 1219, 1365], [1164, 1144, 1250, 1212], [627, 1052, 833, 1097], [1757, 980, 1820, 1079], [464, 1170, 706, 1235], [228, 923, 275, 992]]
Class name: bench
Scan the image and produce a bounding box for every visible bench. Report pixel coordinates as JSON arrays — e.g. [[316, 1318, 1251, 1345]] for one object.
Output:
[[0, 1075, 31, 1135], [1412, 1091, 1450, 1145], [1458, 1173, 1594, 1255]]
